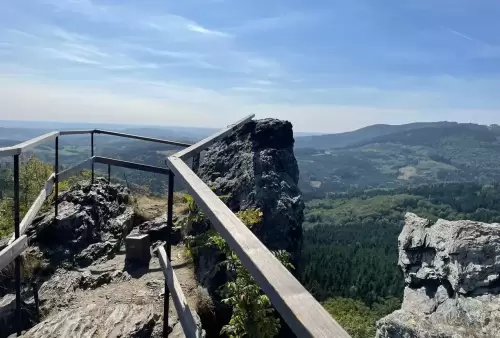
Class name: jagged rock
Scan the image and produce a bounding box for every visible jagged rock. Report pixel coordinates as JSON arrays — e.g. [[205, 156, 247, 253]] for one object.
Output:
[[376, 213, 500, 338], [22, 303, 159, 338], [131, 213, 182, 244], [37, 268, 132, 312], [0, 294, 37, 338], [198, 118, 304, 257], [28, 179, 134, 267], [195, 118, 304, 335]]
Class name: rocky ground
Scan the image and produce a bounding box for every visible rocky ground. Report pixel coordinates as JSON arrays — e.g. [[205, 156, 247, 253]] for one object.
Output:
[[0, 179, 202, 338], [24, 244, 198, 338]]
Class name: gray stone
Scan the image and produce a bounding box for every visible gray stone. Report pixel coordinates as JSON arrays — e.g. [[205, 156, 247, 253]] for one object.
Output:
[[197, 118, 304, 258], [125, 233, 151, 263], [22, 303, 159, 338], [377, 213, 500, 338], [131, 213, 182, 244], [26, 179, 133, 268], [0, 294, 37, 338]]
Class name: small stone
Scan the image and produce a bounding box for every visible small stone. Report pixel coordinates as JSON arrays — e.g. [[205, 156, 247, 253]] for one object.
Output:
[[125, 234, 151, 263]]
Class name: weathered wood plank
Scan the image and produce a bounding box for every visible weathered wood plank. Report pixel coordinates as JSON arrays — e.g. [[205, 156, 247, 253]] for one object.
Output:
[[0, 146, 21, 157], [93, 156, 171, 175], [17, 131, 59, 153], [94, 130, 192, 148], [158, 246, 201, 338], [166, 156, 351, 338], [0, 235, 28, 271], [18, 173, 55, 237], [57, 157, 94, 182], [175, 114, 254, 160]]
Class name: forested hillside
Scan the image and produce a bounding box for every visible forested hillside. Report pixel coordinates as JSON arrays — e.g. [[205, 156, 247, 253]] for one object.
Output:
[[296, 122, 500, 198], [299, 182, 500, 337]]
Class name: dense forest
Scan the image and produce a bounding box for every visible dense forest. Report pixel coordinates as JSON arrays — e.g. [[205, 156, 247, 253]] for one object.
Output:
[[299, 182, 500, 337], [296, 123, 500, 198]]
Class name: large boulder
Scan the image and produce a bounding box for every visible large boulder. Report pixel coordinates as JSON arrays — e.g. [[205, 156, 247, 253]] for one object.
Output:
[[27, 179, 134, 267], [198, 118, 304, 257], [376, 213, 500, 338], [193, 118, 304, 336]]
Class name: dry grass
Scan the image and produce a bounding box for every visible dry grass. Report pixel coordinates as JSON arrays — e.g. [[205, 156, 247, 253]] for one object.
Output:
[[132, 192, 188, 221]]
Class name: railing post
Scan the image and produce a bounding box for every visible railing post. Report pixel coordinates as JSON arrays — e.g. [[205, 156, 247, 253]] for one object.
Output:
[[91, 132, 94, 184], [54, 136, 59, 221], [13, 154, 21, 336], [164, 170, 174, 337], [108, 165, 111, 184]]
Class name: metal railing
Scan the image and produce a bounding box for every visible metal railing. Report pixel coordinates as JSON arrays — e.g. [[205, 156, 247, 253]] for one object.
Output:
[[0, 128, 190, 336], [0, 117, 351, 338]]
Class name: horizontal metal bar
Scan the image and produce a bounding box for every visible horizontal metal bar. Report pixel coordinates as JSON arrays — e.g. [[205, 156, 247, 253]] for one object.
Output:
[[175, 114, 254, 160], [93, 156, 170, 175], [59, 130, 95, 136], [57, 157, 94, 182], [167, 156, 350, 338], [17, 131, 59, 153], [94, 129, 192, 148], [0, 235, 28, 271], [158, 246, 201, 338]]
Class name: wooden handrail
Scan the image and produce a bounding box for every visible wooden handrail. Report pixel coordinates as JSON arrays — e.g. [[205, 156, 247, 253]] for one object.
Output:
[[158, 246, 202, 338], [174, 114, 254, 161], [167, 115, 351, 338], [0, 235, 28, 271]]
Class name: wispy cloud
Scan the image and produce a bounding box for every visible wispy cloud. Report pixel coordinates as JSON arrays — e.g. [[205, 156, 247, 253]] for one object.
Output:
[[448, 29, 490, 46], [186, 23, 231, 37]]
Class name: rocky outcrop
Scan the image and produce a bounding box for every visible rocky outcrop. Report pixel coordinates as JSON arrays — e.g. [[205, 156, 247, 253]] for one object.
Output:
[[23, 303, 159, 338], [198, 118, 304, 257], [376, 213, 500, 338], [193, 118, 304, 336], [131, 212, 182, 244], [27, 178, 134, 267]]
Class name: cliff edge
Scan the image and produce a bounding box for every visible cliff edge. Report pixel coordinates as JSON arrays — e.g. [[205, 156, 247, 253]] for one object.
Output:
[[377, 213, 500, 338]]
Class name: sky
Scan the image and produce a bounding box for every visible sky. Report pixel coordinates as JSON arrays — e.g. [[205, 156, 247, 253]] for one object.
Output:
[[1, 0, 500, 133]]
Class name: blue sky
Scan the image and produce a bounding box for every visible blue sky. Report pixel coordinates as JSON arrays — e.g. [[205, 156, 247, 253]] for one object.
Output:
[[1, 0, 500, 132]]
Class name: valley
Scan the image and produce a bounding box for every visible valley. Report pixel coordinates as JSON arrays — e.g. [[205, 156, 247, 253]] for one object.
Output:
[[2, 120, 500, 337]]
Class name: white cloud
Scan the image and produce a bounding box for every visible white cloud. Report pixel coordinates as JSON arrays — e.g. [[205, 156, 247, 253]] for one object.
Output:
[[186, 23, 231, 37]]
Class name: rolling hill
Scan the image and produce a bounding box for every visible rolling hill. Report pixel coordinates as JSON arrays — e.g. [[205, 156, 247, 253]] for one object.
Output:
[[295, 122, 500, 198]]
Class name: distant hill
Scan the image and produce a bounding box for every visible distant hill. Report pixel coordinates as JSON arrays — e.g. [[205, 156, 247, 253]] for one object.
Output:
[[295, 122, 500, 198], [294, 121, 458, 149]]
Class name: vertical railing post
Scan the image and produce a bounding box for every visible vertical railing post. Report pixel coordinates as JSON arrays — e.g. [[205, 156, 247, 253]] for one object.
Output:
[[13, 154, 21, 336], [108, 165, 111, 184], [91, 132, 95, 184], [164, 170, 174, 337], [54, 136, 59, 221]]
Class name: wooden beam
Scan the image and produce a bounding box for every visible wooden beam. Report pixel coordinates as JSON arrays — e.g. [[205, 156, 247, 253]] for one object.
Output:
[[0, 146, 21, 157], [0, 235, 28, 271], [19, 173, 55, 237], [166, 156, 351, 338], [158, 246, 202, 338], [59, 130, 95, 135], [57, 157, 94, 182], [174, 114, 254, 160], [93, 156, 170, 175], [94, 130, 192, 148], [17, 131, 59, 153]]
